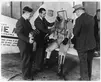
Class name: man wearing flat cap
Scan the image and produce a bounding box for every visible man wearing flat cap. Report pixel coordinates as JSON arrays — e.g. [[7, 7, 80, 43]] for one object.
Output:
[[73, 4, 96, 80], [15, 6, 37, 80]]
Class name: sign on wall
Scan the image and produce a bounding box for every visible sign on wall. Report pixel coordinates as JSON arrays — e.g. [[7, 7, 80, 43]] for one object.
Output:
[[1, 15, 19, 54]]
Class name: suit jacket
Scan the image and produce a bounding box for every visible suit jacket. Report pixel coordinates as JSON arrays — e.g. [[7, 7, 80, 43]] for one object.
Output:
[[73, 13, 96, 52], [34, 16, 54, 47], [94, 15, 99, 42], [15, 17, 33, 52]]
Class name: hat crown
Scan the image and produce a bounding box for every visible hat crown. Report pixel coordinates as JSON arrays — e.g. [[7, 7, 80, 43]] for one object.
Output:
[[73, 4, 84, 9], [23, 6, 33, 12], [73, 4, 85, 13]]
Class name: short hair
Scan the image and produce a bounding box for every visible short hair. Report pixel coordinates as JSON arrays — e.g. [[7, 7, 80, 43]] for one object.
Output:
[[39, 8, 46, 13], [96, 9, 100, 12], [23, 6, 33, 14]]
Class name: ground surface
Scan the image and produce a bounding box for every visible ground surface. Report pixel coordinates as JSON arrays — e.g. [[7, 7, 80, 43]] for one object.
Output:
[[1, 51, 100, 81]]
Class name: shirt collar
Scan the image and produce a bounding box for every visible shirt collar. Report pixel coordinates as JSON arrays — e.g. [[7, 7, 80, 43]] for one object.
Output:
[[39, 16, 43, 20]]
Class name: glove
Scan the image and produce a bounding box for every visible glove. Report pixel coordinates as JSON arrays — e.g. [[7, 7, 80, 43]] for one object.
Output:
[[62, 38, 69, 45], [32, 29, 40, 37], [56, 16, 61, 22]]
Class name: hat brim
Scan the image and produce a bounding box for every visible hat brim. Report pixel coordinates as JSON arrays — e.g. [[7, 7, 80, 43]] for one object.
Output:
[[23, 10, 33, 13], [73, 7, 85, 13]]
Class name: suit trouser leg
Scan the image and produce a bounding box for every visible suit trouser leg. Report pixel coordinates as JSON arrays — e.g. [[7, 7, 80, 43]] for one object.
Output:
[[78, 51, 89, 80], [87, 50, 94, 80], [19, 48, 33, 79], [34, 47, 44, 70]]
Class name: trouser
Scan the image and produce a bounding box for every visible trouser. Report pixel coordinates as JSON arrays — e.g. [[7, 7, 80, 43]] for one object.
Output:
[[78, 50, 94, 80], [18, 45, 34, 79], [95, 41, 100, 51], [34, 45, 45, 70]]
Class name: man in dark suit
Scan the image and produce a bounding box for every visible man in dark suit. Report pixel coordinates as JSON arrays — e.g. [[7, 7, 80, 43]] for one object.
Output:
[[15, 6, 35, 80], [94, 9, 100, 57], [73, 4, 96, 80], [34, 8, 54, 72]]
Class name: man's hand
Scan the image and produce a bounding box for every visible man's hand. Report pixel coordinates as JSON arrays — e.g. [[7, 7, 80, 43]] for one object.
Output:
[[29, 37, 34, 44], [29, 32, 33, 38]]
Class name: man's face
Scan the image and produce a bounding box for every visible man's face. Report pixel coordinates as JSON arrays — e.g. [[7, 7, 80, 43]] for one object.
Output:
[[41, 10, 46, 18], [26, 12, 33, 19], [29, 12, 34, 19], [97, 11, 100, 20], [75, 10, 80, 17]]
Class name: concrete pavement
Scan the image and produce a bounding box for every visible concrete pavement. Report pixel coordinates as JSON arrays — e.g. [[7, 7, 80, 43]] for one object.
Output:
[[1, 52, 100, 81]]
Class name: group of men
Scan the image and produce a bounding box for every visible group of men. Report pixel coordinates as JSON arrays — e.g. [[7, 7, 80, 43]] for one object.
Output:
[[15, 7, 54, 80], [15, 4, 98, 80]]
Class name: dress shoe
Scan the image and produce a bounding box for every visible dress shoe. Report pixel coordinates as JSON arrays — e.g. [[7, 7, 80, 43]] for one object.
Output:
[[78, 78, 82, 80], [23, 77, 34, 81], [57, 72, 62, 76], [57, 72, 67, 80], [30, 76, 34, 80], [44, 59, 50, 65], [44, 59, 51, 69], [78, 77, 90, 81], [59, 75, 67, 80], [94, 51, 100, 57]]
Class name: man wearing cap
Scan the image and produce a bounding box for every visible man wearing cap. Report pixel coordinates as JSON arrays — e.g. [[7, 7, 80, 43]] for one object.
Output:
[[34, 8, 54, 72], [15, 6, 36, 80], [73, 4, 96, 80]]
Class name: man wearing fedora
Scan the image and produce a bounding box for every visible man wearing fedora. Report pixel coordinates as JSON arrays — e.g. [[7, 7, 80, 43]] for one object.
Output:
[[15, 6, 37, 80], [73, 4, 96, 80]]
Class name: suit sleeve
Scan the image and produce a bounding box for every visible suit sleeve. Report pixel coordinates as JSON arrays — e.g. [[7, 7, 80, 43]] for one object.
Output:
[[44, 18, 54, 27], [73, 18, 81, 37], [15, 20, 29, 42], [35, 20, 49, 33]]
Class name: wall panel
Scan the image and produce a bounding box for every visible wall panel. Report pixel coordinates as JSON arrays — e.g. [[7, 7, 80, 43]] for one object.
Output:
[[83, 2, 97, 16], [1, 2, 11, 17], [12, 2, 21, 19]]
